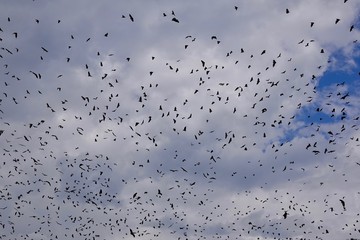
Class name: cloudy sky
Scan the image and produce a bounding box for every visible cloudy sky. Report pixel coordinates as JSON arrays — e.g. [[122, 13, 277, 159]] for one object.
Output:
[[1, 0, 360, 239]]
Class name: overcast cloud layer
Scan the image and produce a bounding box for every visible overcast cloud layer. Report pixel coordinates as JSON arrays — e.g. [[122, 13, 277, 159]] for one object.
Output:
[[1, 1, 360, 239]]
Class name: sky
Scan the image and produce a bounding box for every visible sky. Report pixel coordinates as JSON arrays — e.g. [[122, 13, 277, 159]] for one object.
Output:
[[1, 0, 360, 239]]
